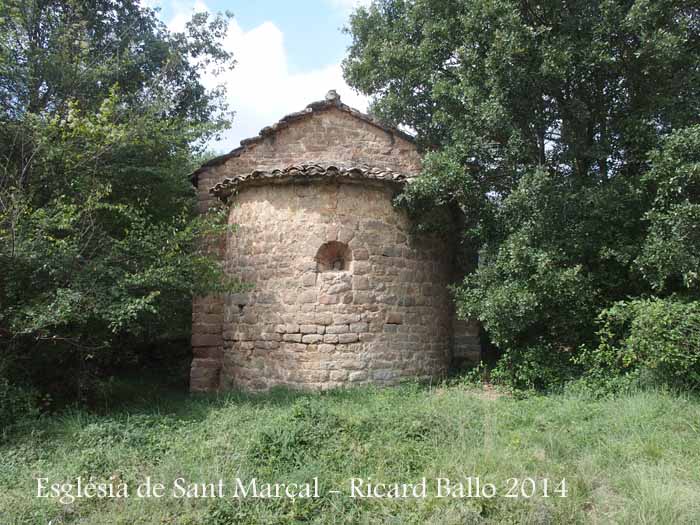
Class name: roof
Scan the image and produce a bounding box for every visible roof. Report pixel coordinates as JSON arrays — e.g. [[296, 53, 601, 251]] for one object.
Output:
[[190, 90, 415, 185], [210, 162, 409, 201]]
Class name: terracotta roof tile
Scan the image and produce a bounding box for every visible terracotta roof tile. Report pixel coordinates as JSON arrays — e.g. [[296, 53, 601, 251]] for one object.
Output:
[[210, 162, 409, 201]]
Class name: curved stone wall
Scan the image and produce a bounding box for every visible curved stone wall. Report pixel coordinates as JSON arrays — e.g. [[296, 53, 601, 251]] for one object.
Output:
[[221, 180, 453, 391]]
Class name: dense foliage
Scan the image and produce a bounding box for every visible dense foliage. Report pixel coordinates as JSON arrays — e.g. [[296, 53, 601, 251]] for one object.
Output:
[[344, 0, 700, 390], [579, 298, 700, 391], [0, 0, 235, 405]]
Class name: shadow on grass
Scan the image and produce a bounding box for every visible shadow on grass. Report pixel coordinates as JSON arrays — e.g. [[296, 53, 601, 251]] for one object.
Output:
[[93, 368, 449, 414], [4, 367, 450, 446]]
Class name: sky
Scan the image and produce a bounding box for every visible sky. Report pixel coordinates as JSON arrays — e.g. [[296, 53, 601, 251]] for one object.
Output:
[[142, 0, 371, 153]]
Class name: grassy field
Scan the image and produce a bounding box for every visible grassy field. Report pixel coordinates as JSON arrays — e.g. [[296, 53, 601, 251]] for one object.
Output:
[[1, 380, 699, 524]]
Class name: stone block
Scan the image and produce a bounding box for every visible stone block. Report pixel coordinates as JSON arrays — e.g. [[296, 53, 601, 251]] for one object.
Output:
[[334, 314, 360, 324], [192, 347, 222, 359], [353, 248, 369, 260], [192, 334, 223, 347], [315, 313, 333, 325], [326, 324, 349, 334], [353, 276, 369, 290], [353, 261, 371, 275], [319, 294, 339, 305], [386, 312, 403, 325], [372, 369, 398, 381], [353, 292, 375, 304], [193, 323, 220, 335], [328, 282, 351, 294], [350, 322, 369, 333], [302, 273, 317, 286], [299, 290, 317, 303], [348, 371, 368, 382], [330, 370, 349, 381], [338, 333, 359, 344]]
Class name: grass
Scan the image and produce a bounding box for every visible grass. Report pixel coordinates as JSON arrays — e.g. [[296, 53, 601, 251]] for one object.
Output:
[[1, 379, 699, 524]]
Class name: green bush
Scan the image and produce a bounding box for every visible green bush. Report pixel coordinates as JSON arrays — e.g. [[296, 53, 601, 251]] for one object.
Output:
[[0, 378, 38, 434], [579, 298, 700, 390], [489, 343, 580, 393], [0, 2, 238, 402]]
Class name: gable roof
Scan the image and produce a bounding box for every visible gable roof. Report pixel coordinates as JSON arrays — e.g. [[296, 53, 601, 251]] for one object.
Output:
[[190, 90, 415, 185], [210, 162, 409, 202]]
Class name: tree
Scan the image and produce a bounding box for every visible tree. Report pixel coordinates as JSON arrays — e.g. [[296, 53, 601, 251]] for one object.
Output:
[[638, 125, 700, 294], [343, 0, 700, 388], [0, 0, 235, 400]]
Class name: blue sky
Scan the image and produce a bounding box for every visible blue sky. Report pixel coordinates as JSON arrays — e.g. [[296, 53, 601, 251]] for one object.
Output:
[[201, 1, 351, 73], [144, 0, 370, 152]]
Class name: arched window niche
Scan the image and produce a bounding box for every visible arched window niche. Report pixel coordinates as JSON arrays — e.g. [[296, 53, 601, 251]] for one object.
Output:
[[315, 241, 352, 273]]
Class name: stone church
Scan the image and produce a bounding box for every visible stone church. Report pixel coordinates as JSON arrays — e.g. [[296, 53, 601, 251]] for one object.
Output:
[[189, 90, 480, 392]]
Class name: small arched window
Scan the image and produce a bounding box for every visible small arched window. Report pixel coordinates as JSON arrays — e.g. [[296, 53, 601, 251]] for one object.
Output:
[[315, 241, 352, 272]]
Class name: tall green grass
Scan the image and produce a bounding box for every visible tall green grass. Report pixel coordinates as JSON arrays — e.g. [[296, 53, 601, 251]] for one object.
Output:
[[1, 381, 699, 524]]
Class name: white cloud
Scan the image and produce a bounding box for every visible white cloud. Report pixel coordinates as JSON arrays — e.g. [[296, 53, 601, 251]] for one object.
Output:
[[326, 0, 373, 13], [159, 0, 369, 153], [137, 0, 160, 10], [164, 0, 209, 33]]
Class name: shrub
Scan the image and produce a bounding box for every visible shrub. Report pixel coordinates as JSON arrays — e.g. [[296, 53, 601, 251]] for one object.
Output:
[[489, 342, 580, 393], [579, 298, 700, 390], [0, 378, 38, 435]]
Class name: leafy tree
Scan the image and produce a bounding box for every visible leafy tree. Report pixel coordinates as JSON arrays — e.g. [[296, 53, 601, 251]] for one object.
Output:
[[638, 125, 700, 294], [344, 0, 700, 388], [575, 126, 700, 393], [0, 0, 235, 401]]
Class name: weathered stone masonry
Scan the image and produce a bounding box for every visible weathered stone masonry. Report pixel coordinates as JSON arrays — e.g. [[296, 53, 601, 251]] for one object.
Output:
[[189, 91, 480, 391]]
